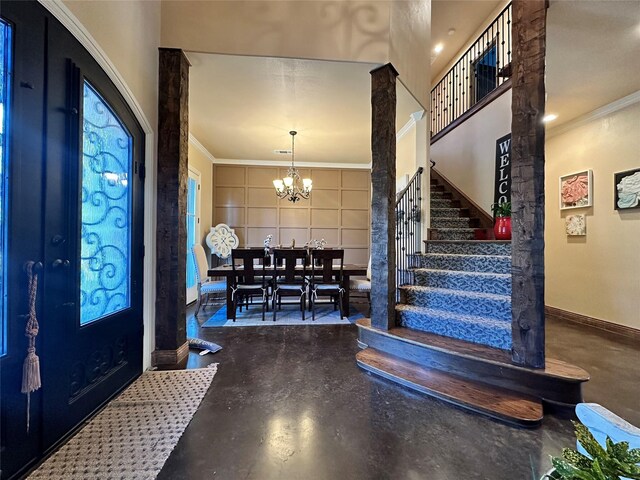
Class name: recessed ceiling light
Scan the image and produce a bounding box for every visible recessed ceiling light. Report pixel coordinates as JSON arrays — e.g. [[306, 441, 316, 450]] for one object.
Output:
[[434, 43, 444, 54], [543, 114, 558, 123], [448, 28, 456, 36]]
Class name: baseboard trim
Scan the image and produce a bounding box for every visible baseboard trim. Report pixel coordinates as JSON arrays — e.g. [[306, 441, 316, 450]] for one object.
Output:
[[545, 306, 640, 341], [152, 341, 190, 366]]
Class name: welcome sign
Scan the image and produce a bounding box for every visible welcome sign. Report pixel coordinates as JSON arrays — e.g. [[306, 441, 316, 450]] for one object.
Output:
[[494, 133, 512, 207]]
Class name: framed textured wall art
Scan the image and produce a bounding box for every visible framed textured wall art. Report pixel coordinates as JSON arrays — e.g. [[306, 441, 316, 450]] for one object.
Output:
[[565, 214, 586, 236], [560, 170, 593, 210], [614, 168, 640, 210]]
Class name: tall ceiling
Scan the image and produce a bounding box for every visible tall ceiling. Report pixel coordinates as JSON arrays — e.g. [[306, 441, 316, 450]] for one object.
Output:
[[546, 0, 640, 126], [187, 53, 423, 165], [430, 0, 503, 81], [188, 1, 639, 164]]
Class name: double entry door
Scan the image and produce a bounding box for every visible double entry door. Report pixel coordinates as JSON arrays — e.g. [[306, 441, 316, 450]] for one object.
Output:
[[0, 3, 145, 478]]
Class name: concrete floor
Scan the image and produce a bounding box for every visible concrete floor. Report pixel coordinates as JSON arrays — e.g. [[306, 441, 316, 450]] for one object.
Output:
[[157, 302, 639, 480]]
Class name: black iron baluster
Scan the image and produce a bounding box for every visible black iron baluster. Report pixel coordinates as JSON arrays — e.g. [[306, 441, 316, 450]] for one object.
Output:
[[395, 168, 423, 301], [430, 2, 511, 135]]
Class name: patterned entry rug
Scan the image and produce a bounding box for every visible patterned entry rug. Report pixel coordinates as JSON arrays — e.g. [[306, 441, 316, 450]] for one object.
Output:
[[202, 304, 364, 327], [28, 366, 218, 480]]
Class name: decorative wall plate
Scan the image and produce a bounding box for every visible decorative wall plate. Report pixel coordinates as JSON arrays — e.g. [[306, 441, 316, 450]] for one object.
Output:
[[206, 224, 239, 259]]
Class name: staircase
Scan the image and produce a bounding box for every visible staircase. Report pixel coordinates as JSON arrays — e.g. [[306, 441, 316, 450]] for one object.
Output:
[[399, 176, 512, 351], [356, 172, 589, 427], [430, 182, 480, 240]]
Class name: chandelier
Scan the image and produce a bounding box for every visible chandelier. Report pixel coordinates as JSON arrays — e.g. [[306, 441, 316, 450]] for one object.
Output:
[[273, 131, 312, 202]]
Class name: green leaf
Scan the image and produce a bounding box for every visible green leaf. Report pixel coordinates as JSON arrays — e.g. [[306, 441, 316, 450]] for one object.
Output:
[[552, 457, 599, 480], [591, 458, 616, 480], [617, 463, 640, 479], [606, 438, 634, 463], [562, 448, 593, 470], [574, 421, 608, 460], [626, 448, 640, 464], [551, 423, 640, 480]]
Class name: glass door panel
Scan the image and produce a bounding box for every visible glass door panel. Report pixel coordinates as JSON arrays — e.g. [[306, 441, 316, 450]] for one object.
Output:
[[80, 81, 132, 325], [0, 18, 11, 355], [186, 168, 200, 304]]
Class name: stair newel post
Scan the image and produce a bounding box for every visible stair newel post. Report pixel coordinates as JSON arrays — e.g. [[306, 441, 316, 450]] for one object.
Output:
[[370, 63, 398, 330], [510, 0, 547, 369]]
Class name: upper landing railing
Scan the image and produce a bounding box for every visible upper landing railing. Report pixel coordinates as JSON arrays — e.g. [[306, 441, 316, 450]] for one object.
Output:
[[430, 3, 512, 138]]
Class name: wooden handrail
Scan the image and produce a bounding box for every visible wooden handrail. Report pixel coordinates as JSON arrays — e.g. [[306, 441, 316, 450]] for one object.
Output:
[[396, 166, 424, 206]]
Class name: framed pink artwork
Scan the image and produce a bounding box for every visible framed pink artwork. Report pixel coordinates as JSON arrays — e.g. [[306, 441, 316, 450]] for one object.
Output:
[[559, 170, 593, 210]]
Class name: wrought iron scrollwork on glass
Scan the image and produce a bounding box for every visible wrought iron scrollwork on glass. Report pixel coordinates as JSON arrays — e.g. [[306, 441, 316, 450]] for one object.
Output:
[[80, 81, 132, 325]]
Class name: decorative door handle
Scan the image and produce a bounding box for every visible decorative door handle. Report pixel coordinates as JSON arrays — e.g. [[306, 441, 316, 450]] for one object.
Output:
[[52, 259, 70, 268]]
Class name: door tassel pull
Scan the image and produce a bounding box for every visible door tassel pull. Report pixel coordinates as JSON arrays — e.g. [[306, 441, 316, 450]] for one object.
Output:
[[21, 261, 42, 433]]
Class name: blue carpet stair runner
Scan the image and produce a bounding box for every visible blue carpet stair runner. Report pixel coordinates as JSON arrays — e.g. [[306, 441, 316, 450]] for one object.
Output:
[[355, 180, 588, 426], [428, 180, 480, 241], [396, 178, 512, 351]]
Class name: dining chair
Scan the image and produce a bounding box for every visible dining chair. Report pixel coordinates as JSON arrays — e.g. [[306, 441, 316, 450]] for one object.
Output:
[[192, 244, 226, 315], [309, 249, 345, 320], [272, 249, 308, 321], [349, 256, 371, 317], [230, 248, 270, 322]]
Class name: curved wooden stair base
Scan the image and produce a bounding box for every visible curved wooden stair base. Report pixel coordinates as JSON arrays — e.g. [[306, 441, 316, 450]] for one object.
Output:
[[356, 348, 543, 428], [356, 319, 590, 427]]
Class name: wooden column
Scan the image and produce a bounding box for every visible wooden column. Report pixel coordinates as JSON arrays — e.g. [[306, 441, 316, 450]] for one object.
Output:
[[154, 48, 190, 366], [510, 0, 547, 368], [370, 63, 398, 330]]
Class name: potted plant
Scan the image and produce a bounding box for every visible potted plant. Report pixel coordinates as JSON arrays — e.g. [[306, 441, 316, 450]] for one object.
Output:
[[491, 201, 511, 240], [542, 421, 640, 480]]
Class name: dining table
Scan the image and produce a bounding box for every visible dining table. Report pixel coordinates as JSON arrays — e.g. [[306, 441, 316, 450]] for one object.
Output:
[[207, 263, 368, 320]]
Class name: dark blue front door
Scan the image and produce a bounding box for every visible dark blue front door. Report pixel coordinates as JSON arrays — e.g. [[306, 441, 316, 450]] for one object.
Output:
[[0, 3, 145, 478]]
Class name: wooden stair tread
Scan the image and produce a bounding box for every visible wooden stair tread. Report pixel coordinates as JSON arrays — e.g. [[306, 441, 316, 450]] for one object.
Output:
[[356, 319, 589, 382], [357, 348, 543, 427]]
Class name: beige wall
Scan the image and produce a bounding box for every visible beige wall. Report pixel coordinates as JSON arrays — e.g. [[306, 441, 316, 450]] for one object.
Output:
[[62, 0, 161, 130], [546, 102, 640, 329], [213, 165, 371, 265], [430, 89, 511, 213], [389, 0, 431, 108], [160, 0, 430, 108], [188, 142, 213, 249], [397, 127, 417, 189]]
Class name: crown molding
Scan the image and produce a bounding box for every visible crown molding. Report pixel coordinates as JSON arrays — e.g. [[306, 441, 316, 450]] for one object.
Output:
[[397, 110, 425, 142], [214, 158, 371, 170], [188, 133, 216, 163], [547, 90, 640, 139]]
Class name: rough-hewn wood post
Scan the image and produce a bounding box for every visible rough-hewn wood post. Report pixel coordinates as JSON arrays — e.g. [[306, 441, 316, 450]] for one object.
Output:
[[510, 0, 547, 368], [370, 63, 398, 330], [154, 48, 190, 366]]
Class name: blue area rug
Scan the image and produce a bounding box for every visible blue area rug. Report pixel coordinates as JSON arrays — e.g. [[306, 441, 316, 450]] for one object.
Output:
[[202, 304, 363, 327]]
